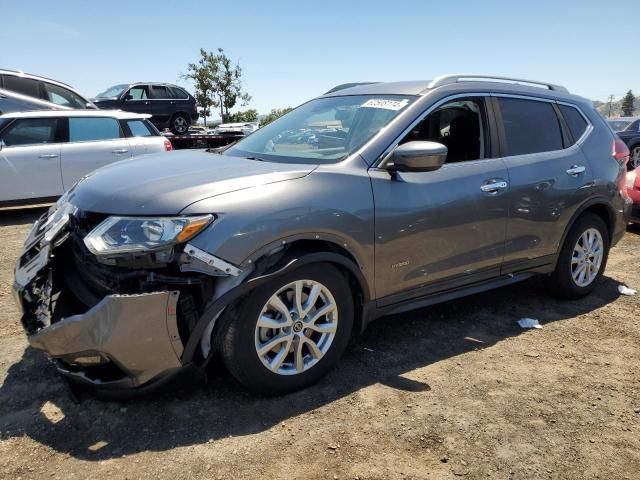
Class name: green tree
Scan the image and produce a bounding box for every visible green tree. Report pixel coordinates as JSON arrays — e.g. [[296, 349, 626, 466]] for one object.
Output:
[[259, 107, 294, 126], [226, 109, 258, 123], [621, 90, 635, 117], [181, 49, 217, 127], [212, 48, 252, 122]]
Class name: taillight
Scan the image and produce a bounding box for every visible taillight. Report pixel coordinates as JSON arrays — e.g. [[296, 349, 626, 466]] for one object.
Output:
[[164, 139, 173, 151], [614, 138, 631, 199], [613, 138, 630, 166], [194, 103, 198, 113]]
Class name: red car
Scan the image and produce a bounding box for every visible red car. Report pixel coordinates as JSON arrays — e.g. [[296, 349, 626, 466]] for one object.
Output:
[[627, 166, 640, 223]]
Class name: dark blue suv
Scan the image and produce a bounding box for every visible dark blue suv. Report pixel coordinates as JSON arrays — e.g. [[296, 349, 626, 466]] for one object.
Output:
[[92, 82, 198, 134]]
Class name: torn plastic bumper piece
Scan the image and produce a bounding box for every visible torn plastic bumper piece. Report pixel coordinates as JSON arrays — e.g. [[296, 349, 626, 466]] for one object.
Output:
[[27, 290, 185, 389]]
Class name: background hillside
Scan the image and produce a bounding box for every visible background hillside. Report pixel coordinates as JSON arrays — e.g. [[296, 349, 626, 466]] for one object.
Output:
[[594, 95, 639, 118]]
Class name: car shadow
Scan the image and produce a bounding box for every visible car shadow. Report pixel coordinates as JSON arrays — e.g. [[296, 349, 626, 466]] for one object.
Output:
[[0, 273, 623, 460], [0, 207, 46, 227]]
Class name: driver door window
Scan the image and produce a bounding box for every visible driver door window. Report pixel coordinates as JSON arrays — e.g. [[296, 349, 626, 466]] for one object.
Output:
[[399, 98, 490, 163]]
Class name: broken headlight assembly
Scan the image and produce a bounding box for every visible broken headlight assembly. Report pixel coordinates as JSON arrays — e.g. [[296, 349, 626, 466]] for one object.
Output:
[[83, 215, 214, 256]]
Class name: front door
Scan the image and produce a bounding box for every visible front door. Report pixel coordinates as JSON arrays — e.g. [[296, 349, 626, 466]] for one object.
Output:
[[370, 96, 509, 303], [0, 117, 63, 202]]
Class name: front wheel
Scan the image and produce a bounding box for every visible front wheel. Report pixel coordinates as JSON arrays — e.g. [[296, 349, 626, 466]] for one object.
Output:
[[219, 263, 354, 394], [549, 213, 610, 299]]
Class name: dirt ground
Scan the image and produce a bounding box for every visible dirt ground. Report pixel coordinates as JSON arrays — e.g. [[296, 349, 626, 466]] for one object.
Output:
[[0, 208, 638, 480]]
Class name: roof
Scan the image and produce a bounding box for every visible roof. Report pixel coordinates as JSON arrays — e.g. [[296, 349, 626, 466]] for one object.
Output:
[[0, 69, 77, 92], [0, 109, 151, 120]]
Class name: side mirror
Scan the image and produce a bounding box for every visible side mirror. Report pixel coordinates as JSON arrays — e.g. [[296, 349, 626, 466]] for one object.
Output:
[[387, 141, 447, 172], [124, 94, 133, 101]]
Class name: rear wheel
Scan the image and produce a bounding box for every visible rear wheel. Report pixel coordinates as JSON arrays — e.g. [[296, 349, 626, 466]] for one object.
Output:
[[549, 213, 610, 299], [219, 263, 353, 394], [170, 114, 189, 135]]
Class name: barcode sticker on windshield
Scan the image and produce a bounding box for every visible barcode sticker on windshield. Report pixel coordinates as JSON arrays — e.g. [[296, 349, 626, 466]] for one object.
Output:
[[361, 99, 409, 111]]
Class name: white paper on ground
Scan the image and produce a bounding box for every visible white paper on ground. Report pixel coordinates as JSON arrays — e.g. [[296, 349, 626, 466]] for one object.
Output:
[[618, 285, 637, 296], [518, 318, 543, 329]]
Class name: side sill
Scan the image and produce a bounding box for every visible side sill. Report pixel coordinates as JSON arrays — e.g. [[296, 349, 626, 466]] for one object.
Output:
[[364, 272, 534, 328]]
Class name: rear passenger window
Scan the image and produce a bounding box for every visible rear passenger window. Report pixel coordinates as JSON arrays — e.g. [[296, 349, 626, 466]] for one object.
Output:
[[2, 75, 41, 98], [43, 82, 86, 109], [558, 105, 588, 143], [150, 86, 170, 99], [1, 118, 59, 147], [126, 119, 156, 137], [69, 117, 121, 142], [497, 98, 563, 156]]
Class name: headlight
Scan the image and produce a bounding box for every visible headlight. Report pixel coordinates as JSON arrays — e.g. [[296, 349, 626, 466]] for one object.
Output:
[[84, 215, 213, 256]]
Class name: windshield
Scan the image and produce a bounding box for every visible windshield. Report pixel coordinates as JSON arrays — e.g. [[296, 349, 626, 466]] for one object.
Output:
[[95, 84, 128, 98], [608, 120, 632, 132], [225, 94, 416, 164]]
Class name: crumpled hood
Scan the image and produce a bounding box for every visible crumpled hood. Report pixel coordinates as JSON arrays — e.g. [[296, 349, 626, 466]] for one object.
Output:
[[69, 150, 316, 215]]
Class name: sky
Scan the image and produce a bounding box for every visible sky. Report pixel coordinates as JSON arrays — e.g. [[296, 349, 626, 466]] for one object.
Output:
[[2, 0, 639, 117]]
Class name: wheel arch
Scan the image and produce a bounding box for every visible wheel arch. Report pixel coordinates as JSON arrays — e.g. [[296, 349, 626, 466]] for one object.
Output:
[[558, 198, 616, 252], [181, 239, 372, 365]]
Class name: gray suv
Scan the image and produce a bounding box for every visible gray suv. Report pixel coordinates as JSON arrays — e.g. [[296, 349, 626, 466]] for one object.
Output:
[[14, 75, 632, 395]]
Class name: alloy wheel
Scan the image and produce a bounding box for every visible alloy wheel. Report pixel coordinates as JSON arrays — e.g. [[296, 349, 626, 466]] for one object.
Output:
[[254, 279, 338, 375], [571, 227, 603, 287], [173, 116, 188, 134]]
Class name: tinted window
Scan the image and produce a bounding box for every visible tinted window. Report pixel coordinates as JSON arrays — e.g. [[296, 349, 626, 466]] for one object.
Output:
[[399, 98, 488, 163], [150, 86, 170, 99], [126, 119, 156, 137], [1, 118, 59, 147], [69, 117, 121, 142], [127, 86, 148, 100], [497, 98, 563, 156], [2, 75, 41, 98], [558, 105, 588, 143], [169, 86, 188, 99], [43, 82, 86, 108]]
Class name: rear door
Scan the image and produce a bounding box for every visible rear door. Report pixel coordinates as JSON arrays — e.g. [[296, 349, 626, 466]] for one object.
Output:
[[60, 116, 131, 188], [148, 85, 173, 125], [494, 96, 594, 272], [0, 117, 64, 202]]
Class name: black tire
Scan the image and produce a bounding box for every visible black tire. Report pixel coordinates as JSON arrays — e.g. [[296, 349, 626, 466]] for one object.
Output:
[[549, 213, 610, 299], [219, 263, 354, 395], [170, 114, 190, 135]]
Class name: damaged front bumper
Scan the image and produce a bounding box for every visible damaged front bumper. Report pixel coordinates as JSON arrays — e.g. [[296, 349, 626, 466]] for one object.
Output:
[[12, 206, 212, 392], [27, 290, 184, 389]]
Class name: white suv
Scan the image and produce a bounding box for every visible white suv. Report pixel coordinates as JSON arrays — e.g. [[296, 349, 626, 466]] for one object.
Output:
[[0, 110, 172, 205]]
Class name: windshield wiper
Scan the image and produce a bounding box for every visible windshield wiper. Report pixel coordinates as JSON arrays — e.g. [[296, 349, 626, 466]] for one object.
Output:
[[244, 156, 266, 162]]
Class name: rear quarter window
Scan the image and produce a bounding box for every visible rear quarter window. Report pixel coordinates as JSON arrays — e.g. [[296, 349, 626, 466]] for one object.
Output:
[[2, 75, 42, 98], [497, 97, 563, 156], [169, 87, 189, 99], [558, 105, 589, 143], [126, 119, 157, 137]]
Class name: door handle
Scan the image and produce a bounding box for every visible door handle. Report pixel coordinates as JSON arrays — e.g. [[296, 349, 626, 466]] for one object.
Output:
[[480, 180, 508, 194], [38, 153, 58, 159], [112, 149, 129, 154], [566, 165, 586, 176]]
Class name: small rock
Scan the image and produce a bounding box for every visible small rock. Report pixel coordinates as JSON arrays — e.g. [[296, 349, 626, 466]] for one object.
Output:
[[88, 441, 108, 453], [440, 456, 449, 463], [328, 444, 339, 450], [589, 439, 595, 443], [634, 408, 640, 414], [524, 352, 540, 358]]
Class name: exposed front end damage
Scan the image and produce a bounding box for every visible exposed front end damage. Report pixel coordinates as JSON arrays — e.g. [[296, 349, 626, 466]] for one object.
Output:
[[13, 204, 243, 392]]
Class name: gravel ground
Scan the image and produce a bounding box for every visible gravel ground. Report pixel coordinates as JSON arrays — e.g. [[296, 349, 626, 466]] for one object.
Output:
[[0, 208, 639, 480]]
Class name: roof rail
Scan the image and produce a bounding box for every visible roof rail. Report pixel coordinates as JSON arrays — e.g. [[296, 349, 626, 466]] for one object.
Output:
[[324, 82, 380, 94], [428, 74, 569, 93]]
